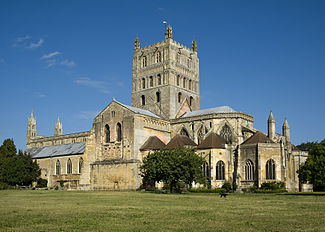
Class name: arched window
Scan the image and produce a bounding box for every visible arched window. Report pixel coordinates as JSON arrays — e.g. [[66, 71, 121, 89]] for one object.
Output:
[[180, 128, 189, 137], [105, 124, 110, 143], [56, 160, 61, 175], [116, 122, 122, 142], [67, 158, 72, 174], [142, 56, 147, 67], [142, 78, 146, 89], [149, 76, 153, 87], [245, 160, 254, 181], [178, 92, 182, 103], [141, 95, 145, 106], [157, 74, 161, 85], [197, 126, 206, 145], [156, 91, 160, 103], [203, 161, 209, 177], [79, 157, 83, 174], [190, 96, 193, 106], [183, 78, 186, 88], [216, 160, 225, 180], [177, 75, 180, 86], [220, 125, 232, 144], [266, 159, 276, 180], [156, 51, 161, 63], [189, 80, 192, 90]]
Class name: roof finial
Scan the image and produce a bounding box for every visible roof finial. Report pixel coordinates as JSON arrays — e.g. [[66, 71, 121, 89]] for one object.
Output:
[[57, 115, 60, 123], [192, 37, 197, 52], [134, 35, 140, 50]]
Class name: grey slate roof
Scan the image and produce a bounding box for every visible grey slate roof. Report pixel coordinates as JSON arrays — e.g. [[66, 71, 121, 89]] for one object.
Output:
[[181, 106, 236, 118], [119, 102, 161, 119], [25, 142, 85, 159]]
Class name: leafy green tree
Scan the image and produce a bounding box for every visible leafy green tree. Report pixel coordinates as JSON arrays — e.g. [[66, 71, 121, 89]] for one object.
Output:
[[297, 139, 325, 191], [140, 148, 206, 193], [0, 139, 40, 187], [296, 142, 316, 152]]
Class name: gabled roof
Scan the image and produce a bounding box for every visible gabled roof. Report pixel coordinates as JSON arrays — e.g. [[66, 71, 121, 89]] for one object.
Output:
[[181, 106, 236, 118], [140, 136, 166, 151], [95, 99, 161, 120], [165, 134, 197, 150], [119, 102, 160, 119], [197, 132, 227, 149], [26, 142, 85, 159], [241, 131, 274, 145]]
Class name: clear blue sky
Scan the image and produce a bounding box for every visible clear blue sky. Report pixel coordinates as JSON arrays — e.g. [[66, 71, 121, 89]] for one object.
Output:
[[0, 0, 324, 150]]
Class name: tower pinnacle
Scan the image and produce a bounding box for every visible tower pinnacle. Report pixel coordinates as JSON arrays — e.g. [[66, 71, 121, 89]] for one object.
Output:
[[192, 38, 197, 52], [165, 24, 173, 40], [54, 115, 63, 136], [134, 36, 140, 50]]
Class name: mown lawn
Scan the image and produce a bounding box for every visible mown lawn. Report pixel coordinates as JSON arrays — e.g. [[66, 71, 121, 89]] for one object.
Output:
[[0, 190, 324, 231]]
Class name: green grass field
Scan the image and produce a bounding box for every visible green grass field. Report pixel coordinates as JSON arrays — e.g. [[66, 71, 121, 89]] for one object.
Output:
[[0, 190, 324, 231]]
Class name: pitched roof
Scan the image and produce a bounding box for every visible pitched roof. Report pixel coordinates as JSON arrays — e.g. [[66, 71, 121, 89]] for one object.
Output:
[[140, 136, 166, 151], [118, 102, 160, 119], [241, 131, 274, 145], [181, 106, 236, 118], [165, 134, 197, 150], [25, 142, 85, 159], [197, 132, 227, 149]]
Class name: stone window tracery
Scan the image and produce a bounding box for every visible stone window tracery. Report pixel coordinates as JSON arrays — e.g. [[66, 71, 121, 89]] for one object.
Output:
[[220, 125, 232, 144], [67, 158, 72, 174], [216, 160, 225, 180], [79, 158, 83, 174], [156, 51, 161, 63], [142, 56, 147, 68], [266, 159, 275, 180], [245, 160, 254, 181], [56, 160, 61, 175]]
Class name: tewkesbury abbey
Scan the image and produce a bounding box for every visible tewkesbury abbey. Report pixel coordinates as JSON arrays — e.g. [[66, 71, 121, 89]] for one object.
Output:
[[26, 26, 310, 192]]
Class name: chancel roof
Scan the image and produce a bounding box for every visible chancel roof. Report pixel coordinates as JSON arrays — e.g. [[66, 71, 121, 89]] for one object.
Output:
[[119, 102, 161, 119], [181, 106, 236, 118], [197, 132, 227, 149], [165, 134, 197, 150], [140, 136, 166, 151], [26, 142, 85, 159], [241, 131, 274, 145]]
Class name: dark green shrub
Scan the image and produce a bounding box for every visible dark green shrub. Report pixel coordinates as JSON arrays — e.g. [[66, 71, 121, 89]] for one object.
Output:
[[54, 186, 59, 190], [260, 181, 285, 190], [0, 182, 11, 190], [222, 182, 232, 192], [36, 178, 48, 188]]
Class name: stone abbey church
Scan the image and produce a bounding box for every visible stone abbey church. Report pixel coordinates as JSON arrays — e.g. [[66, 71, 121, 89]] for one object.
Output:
[[26, 25, 309, 192]]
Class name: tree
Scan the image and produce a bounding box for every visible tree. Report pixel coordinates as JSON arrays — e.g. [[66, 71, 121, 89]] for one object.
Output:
[[0, 139, 40, 187], [140, 148, 206, 193], [297, 139, 325, 191], [296, 141, 316, 152]]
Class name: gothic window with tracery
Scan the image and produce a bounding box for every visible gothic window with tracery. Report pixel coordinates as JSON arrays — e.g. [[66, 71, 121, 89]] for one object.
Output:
[[56, 160, 61, 175], [245, 160, 254, 180], [266, 159, 276, 180], [67, 158, 72, 174], [142, 56, 147, 67], [216, 160, 225, 180], [105, 124, 110, 143], [197, 126, 205, 145], [220, 125, 232, 144], [203, 161, 209, 177], [79, 158, 83, 174], [116, 122, 122, 142], [156, 51, 161, 63], [180, 128, 189, 137]]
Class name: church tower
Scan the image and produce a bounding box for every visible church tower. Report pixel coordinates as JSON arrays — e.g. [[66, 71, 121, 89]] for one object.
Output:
[[131, 25, 200, 119], [54, 115, 63, 136], [26, 110, 37, 144]]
